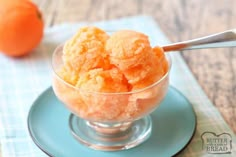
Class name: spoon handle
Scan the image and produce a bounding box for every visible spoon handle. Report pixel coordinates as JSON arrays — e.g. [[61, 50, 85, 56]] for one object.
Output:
[[162, 29, 236, 52]]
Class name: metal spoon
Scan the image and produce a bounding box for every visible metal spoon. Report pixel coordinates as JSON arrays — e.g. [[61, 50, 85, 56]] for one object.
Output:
[[162, 29, 236, 52]]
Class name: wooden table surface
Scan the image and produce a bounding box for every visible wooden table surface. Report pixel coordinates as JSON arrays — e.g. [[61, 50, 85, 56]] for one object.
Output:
[[33, 0, 236, 133]]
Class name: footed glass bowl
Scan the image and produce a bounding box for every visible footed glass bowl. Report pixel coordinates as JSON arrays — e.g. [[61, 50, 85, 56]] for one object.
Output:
[[52, 45, 171, 151]]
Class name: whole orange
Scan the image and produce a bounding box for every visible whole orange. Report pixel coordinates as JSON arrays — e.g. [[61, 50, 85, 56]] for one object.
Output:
[[0, 0, 44, 57]]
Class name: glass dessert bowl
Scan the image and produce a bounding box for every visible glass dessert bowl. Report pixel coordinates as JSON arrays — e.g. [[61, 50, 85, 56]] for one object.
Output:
[[52, 45, 171, 151]]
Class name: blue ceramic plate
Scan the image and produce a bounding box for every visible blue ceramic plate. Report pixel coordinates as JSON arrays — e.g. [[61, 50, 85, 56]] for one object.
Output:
[[28, 86, 196, 157]]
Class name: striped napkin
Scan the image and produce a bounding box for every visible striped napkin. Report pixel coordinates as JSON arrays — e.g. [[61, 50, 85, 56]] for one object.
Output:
[[0, 16, 235, 157]]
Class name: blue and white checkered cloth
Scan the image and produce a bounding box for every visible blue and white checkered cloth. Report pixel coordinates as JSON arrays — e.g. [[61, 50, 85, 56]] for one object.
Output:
[[0, 16, 235, 157]]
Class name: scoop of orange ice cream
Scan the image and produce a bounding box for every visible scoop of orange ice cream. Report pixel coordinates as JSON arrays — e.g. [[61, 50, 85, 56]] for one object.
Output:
[[58, 66, 79, 86], [62, 26, 110, 76], [76, 67, 129, 92], [106, 30, 166, 90]]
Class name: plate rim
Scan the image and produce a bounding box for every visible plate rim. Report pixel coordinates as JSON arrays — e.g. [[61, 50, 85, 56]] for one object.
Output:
[[27, 86, 55, 157], [27, 86, 196, 157]]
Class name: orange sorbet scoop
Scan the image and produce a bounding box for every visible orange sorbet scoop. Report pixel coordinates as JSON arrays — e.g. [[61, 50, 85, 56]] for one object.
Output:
[[106, 30, 167, 90]]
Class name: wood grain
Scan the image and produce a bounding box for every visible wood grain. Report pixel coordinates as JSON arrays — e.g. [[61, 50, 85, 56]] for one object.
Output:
[[33, 0, 236, 133]]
